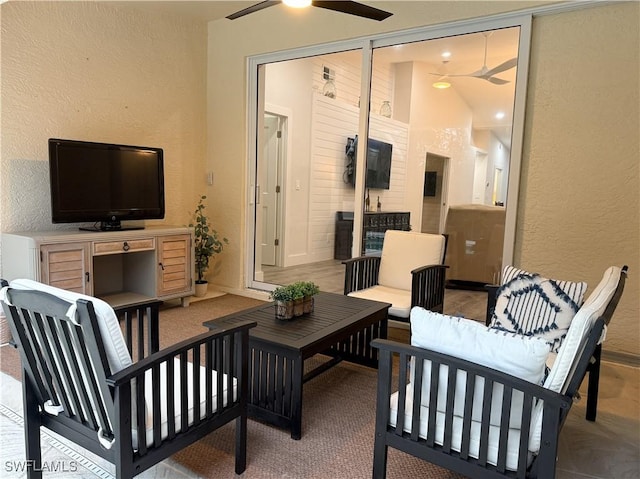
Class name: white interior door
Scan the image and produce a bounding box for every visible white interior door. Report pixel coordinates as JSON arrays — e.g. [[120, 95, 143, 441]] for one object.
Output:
[[261, 114, 281, 266], [472, 150, 488, 204]]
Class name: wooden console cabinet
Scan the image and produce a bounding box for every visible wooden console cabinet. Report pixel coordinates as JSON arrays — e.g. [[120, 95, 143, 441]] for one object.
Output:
[[1, 226, 195, 307]]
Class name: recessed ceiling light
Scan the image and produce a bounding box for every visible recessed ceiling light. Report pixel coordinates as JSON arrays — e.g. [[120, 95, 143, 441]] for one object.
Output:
[[495, 111, 505, 119], [433, 80, 451, 89], [441, 51, 452, 59], [283, 0, 312, 8]]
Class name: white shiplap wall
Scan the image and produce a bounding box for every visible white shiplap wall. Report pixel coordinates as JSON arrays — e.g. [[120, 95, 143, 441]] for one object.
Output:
[[308, 94, 409, 262]]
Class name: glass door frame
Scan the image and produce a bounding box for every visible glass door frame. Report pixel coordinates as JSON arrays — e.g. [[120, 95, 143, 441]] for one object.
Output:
[[245, 14, 532, 292]]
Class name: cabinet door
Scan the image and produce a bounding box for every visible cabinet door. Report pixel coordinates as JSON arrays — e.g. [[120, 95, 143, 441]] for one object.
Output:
[[41, 242, 92, 294], [157, 235, 192, 297]]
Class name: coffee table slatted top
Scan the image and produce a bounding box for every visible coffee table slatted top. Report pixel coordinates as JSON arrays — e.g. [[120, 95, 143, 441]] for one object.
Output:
[[205, 292, 390, 351]]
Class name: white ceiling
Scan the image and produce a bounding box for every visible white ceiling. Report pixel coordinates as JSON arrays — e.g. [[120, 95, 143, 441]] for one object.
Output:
[[108, 1, 520, 146]]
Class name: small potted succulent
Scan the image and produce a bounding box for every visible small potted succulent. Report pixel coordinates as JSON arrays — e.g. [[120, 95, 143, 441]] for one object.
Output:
[[299, 281, 320, 314], [270, 285, 297, 320], [270, 281, 320, 320]]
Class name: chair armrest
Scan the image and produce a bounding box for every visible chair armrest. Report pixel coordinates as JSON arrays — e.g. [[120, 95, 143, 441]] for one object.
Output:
[[371, 338, 572, 476], [410, 264, 448, 313], [343, 256, 381, 294], [107, 319, 256, 386], [106, 319, 255, 453], [484, 284, 499, 325]]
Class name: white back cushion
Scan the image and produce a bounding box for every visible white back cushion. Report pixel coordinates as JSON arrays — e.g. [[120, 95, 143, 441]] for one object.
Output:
[[378, 231, 445, 291], [7, 279, 132, 374], [410, 307, 549, 436], [528, 266, 622, 452]]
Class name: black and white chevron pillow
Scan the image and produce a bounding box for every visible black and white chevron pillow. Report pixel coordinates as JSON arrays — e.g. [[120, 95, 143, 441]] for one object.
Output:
[[489, 266, 588, 352]]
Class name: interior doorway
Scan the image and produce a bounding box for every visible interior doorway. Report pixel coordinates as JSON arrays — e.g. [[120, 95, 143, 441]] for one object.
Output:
[[421, 153, 449, 234], [472, 150, 489, 204], [260, 112, 286, 267]]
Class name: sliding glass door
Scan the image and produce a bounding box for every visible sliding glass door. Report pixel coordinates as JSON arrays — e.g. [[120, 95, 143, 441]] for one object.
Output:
[[246, 16, 532, 293]]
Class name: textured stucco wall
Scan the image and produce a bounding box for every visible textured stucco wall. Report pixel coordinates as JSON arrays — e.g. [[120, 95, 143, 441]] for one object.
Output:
[[207, 2, 639, 359], [0, 1, 207, 240], [516, 4, 639, 358]]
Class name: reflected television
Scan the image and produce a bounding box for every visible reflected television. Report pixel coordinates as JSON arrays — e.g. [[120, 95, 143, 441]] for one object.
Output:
[[345, 136, 392, 190]]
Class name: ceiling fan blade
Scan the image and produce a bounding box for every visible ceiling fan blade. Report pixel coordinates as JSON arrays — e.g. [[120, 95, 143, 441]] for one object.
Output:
[[485, 76, 510, 85], [226, 1, 280, 20], [447, 68, 484, 78], [312, 1, 393, 21], [483, 57, 517, 77]]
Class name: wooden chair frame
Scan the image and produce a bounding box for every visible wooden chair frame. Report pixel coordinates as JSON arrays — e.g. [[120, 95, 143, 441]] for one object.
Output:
[[371, 266, 627, 479], [1, 280, 255, 478]]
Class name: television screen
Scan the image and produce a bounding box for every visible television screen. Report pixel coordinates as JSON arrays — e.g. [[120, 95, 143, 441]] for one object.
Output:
[[345, 136, 392, 190], [49, 139, 165, 231]]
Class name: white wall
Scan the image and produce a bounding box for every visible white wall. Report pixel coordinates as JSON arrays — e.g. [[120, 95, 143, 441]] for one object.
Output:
[[309, 95, 409, 262], [473, 129, 511, 205]]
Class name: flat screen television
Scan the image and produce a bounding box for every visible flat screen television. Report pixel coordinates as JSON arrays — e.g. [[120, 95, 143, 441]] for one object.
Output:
[[49, 138, 165, 231], [345, 136, 392, 190]]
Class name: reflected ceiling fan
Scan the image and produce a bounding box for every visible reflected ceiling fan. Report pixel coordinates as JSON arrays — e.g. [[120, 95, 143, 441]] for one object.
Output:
[[226, 0, 393, 21], [435, 32, 517, 85]]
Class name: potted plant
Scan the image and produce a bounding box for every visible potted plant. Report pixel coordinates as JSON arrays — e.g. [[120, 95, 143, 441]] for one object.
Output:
[[189, 195, 228, 297], [289, 282, 306, 317], [299, 281, 320, 314], [270, 285, 296, 320]]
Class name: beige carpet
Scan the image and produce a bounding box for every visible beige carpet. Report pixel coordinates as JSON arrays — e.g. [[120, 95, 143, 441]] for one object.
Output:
[[0, 294, 464, 478]]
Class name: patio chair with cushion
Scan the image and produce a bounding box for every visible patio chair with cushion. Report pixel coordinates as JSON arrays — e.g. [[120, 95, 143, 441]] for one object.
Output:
[[371, 265, 627, 478], [343, 230, 448, 323], [0, 278, 256, 479]]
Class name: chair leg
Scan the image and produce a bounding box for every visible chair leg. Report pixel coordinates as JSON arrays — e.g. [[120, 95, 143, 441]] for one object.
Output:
[[586, 344, 602, 421], [235, 414, 248, 474], [23, 375, 42, 479], [372, 432, 388, 479]]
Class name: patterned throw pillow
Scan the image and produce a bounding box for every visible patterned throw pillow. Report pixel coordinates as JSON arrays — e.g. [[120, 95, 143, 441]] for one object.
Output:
[[489, 266, 588, 352]]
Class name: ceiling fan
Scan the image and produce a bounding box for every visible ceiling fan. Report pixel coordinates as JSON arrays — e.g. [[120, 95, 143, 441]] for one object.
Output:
[[226, 1, 393, 21], [435, 32, 517, 85]]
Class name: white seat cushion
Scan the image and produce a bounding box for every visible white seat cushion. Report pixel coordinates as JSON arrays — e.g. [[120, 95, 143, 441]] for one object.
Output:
[[389, 385, 532, 471], [348, 285, 411, 318], [133, 358, 237, 448], [378, 231, 445, 291]]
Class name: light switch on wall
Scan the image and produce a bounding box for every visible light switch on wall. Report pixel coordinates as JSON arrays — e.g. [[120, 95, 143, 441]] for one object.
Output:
[[295, 179, 301, 190], [207, 172, 214, 186]]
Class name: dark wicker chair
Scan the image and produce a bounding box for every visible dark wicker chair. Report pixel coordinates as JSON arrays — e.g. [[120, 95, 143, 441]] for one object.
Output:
[[371, 265, 627, 479], [0, 278, 255, 479], [343, 230, 448, 323]]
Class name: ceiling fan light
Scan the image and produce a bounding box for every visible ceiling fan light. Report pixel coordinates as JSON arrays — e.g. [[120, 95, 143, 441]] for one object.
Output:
[[433, 80, 451, 89], [283, 0, 312, 8]]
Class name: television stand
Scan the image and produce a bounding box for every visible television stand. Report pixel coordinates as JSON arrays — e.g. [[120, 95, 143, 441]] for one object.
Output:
[[1, 226, 195, 308]]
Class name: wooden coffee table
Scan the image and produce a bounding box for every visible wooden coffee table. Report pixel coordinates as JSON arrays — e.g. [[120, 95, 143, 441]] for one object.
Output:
[[203, 292, 389, 439]]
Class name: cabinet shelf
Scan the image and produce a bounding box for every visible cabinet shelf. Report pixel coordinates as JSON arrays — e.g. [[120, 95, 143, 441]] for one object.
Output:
[[1, 226, 195, 308]]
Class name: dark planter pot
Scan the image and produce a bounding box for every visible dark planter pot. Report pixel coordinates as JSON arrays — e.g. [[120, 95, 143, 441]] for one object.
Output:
[[274, 300, 294, 320]]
